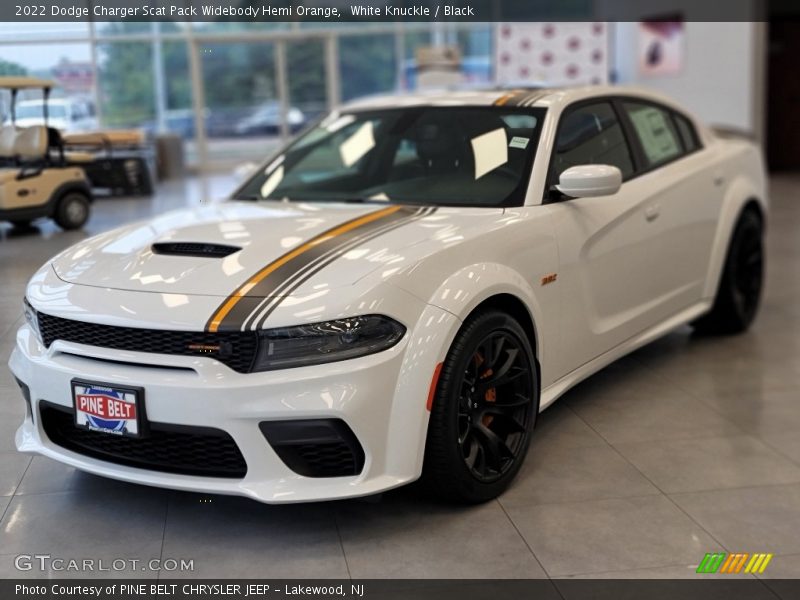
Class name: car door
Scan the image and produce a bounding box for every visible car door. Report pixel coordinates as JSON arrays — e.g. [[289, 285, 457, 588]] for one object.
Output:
[[546, 99, 695, 377], [618, 100, 722, 313]]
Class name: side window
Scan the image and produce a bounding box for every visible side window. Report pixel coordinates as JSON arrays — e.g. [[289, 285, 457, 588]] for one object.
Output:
[[623, 102, 683, 167], [673, 112, 699, 153], [552, 102, 635, 183]]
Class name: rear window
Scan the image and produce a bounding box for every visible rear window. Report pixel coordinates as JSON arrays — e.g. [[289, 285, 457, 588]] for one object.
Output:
[[622, 102, 683, 168]]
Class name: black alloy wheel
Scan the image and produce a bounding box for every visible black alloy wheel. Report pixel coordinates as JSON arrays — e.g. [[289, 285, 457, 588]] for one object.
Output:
[[423, 309, 538, 503]]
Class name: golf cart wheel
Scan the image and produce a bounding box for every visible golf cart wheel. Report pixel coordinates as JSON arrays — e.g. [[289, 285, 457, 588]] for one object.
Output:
[[422, 309, 538, 503], [54, 191, 90, 230]]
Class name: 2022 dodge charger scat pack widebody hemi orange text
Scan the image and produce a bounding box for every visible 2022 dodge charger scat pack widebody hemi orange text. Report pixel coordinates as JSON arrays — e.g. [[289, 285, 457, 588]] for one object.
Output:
[[10, 86, 766, 503]]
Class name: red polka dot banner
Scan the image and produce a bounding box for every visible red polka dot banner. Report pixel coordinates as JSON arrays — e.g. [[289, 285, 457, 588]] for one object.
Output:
[[494, 22, 608, 86]]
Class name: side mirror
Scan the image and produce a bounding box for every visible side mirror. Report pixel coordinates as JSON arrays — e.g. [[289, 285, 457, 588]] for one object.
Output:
[[555, 164, 622, 198]]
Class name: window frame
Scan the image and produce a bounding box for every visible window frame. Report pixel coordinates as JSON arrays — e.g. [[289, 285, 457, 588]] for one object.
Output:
[[616, 97, 703, 174], [543, 95, 704, 203], [543, 96, 638, 202]]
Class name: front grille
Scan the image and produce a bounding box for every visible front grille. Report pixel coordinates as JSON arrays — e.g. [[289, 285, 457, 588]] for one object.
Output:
[[40, 401, 247, 478], [37, 312, 258, 373], [152, 242, 241, 258], [259, 419, 365, 478]]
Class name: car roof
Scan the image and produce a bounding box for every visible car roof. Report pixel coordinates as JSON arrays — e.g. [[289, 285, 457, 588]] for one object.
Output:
[[340, 85, 689, 114]]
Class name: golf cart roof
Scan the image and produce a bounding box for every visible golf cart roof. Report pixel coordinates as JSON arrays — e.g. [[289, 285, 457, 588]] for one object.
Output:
[[0, 76, 57, 90]]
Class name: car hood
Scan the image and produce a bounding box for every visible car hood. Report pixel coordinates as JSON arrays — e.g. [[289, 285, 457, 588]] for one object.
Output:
[[51, 201, 494, 298]]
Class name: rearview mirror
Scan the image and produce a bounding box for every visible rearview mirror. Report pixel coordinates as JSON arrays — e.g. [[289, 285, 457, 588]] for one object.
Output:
[[556, 164, 622, 198]]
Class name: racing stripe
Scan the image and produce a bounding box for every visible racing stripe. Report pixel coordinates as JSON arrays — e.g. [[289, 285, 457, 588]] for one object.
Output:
[[206, 205, 423, 332], [248, 206, 436, 330]]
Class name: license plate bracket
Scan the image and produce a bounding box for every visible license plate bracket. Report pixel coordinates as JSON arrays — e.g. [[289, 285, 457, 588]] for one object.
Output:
[[71, 379, 146, 438]]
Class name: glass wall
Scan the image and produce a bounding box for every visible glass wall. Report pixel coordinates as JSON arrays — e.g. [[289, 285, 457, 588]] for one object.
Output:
[[0, 22, 504, 170], [0, 42, 95, 130]]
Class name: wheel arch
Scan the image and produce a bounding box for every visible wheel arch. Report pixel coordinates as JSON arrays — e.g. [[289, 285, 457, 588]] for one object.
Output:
[[703, 177, 767, 300]]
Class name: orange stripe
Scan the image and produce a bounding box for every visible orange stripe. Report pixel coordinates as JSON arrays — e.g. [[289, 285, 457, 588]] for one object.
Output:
[[426, 362, 444, 411], [733, 553, 749, 573], [719, 554, 736, 573], [494, 93, 514, 106], [207, 205, 402, 332]]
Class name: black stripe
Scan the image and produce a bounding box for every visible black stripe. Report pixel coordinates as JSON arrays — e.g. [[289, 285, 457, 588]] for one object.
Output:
[[210, 206, 420, 332], [251, 207, 436, 329], [241, 206, 430, 331]]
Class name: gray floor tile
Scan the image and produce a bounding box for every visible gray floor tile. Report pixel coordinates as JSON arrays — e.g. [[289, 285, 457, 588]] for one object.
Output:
[[0, 496, 9, 519], [0, 451, 30, 496], [700, 390, 800, 436], [14, 456, 134, 496], [672, 484, 800, 556], [0, 488, 167, 558], [615, 435, 800, 493], [161, 493, 348, 579], [567, 389, 743, 445], [530, 403, 608, 451], [0, 418, 20, 453], [761, 432, 800, 466], [501, 443, 659, 508], [336, 495, 546, 579], [506, 495, 721, 576]]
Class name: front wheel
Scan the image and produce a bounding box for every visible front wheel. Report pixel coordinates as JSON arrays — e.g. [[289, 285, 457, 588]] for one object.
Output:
[[422, 310, 538, 503], [54, 191, 90, 230], [693, 209, 764, 335]]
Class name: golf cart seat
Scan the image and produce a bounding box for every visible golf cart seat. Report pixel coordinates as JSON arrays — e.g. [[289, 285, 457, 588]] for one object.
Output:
[[0, 125, 18, 162], [13, 125, 49, 162]]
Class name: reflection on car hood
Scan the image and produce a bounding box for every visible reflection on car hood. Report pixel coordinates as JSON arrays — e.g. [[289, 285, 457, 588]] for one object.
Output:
[[51, 201, 495, 297]]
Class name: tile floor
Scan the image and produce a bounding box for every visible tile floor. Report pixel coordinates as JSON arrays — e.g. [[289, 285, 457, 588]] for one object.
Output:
[[1, 174, 799, 592]]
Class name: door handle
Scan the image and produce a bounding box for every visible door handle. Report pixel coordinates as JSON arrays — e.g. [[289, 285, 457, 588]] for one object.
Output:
[[644, 205, 660, 222]]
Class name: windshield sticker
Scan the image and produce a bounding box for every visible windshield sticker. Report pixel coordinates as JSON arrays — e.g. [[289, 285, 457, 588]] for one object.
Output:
[[471, 128, 508, 180], [509, 136, 530, 150]]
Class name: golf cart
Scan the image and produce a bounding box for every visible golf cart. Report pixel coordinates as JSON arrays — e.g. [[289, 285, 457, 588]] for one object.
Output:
[[0, 77, 92, 229]]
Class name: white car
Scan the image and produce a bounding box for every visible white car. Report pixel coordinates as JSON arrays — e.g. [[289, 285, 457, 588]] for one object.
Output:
[[10, 98, 98, 133], [9, 86, 766, 503]]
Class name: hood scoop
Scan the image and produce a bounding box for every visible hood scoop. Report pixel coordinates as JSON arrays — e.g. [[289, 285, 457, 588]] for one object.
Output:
[[151, 242, 242, 258]]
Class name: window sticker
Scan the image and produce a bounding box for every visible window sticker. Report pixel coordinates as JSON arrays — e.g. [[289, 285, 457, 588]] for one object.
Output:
[[509, 136, 530, 150], [471, 128, 508, 179], [629, 106, 681, 165]]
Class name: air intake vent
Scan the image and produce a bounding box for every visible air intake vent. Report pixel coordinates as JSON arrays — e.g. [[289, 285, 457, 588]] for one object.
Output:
[[152, 242, 241, 258]]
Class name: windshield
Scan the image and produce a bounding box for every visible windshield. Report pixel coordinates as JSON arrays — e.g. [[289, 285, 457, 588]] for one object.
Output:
[[234, 106, 545, 207], [16, 102, 67, 119]]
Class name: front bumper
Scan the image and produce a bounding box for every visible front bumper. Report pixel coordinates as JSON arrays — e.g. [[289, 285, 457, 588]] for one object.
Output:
[[8, 311, 452, 503]]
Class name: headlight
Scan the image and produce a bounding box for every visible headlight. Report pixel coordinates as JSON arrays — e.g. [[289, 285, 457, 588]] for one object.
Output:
[[23, 298, 41, 343], [252, 314, 405, 372]]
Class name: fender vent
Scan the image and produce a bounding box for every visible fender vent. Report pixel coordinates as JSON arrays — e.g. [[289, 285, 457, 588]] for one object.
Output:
[[152, 242, 241, 258]]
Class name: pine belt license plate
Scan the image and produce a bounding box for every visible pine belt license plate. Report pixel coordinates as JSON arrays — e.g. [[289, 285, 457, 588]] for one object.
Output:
[[72, 379, 145, 438]]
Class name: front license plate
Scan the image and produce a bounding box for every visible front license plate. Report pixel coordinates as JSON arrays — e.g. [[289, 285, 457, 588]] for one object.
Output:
[[72, 379, 145, 438]]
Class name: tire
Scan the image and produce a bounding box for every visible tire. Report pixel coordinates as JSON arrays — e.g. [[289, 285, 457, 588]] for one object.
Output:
[[693, 209, 764, 335], [422, 309, 538, 503], [54, 191, 90, 230]]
